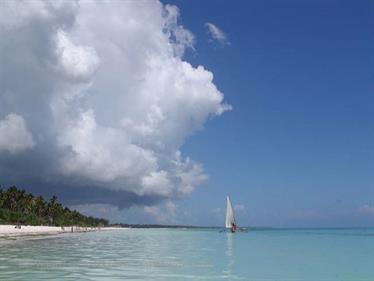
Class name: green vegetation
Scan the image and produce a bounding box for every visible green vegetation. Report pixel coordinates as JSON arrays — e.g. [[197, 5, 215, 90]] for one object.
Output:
[[0, 186, 109, 227]]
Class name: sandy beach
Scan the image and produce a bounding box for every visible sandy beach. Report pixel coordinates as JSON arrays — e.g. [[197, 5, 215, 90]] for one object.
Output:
[[0, 225, 121, 238]]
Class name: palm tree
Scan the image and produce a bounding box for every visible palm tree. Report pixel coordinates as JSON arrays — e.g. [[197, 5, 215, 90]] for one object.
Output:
[[33, 196, 47, 220], [0, 186, 109, 227]]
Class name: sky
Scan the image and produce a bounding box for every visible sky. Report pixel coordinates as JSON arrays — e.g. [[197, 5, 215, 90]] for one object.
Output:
[[0, 0, 372, 227]]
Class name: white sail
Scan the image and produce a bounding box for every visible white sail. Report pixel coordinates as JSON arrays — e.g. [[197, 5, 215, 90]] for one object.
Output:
[[225, 196, 236, 228]]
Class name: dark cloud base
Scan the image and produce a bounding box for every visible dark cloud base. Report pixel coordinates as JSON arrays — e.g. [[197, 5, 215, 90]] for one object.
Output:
[[0, 178, 163, 210], [0, 148, 163, 209]]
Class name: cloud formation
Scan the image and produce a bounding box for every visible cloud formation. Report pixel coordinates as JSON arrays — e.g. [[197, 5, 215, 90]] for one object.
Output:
[[205, 22, 230, 45], [234, 204, 246, 213], [359, 205, 374, 216], [144, 201, 178, 224], [0, 1, 230, 210], [0, 114, 35, 153]]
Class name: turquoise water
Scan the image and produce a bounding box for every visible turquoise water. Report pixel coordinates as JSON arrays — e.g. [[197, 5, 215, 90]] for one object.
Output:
[[0, 228, 373, 280]]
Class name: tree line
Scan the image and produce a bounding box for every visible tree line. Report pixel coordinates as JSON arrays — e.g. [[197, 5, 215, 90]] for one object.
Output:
[[0, 186, 109, 227]]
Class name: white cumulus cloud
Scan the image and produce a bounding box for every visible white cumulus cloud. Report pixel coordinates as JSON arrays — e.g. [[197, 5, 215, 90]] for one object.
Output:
[[359, 205, 374, 216], [0, 114, 35, 153], [0, 1, 230, 209], [144, 201, 178, 224], [205, 22, 230, 45], [234, 204, 246, 213]]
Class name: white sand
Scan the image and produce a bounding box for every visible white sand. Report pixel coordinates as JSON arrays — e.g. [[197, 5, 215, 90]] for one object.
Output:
[[0, 225, 122, 238]]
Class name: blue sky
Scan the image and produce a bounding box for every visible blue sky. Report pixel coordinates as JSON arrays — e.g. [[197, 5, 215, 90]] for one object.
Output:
[[166, 0, 373, 227]]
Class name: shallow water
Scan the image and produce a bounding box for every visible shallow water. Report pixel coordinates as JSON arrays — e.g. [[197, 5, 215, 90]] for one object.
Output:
[[0, 228, 373, 280]]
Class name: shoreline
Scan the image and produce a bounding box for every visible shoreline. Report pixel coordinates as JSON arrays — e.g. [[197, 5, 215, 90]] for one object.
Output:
[[0, 225, 123, 239]]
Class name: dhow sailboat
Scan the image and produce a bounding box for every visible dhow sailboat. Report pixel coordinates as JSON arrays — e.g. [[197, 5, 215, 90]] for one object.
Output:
[[225, 196, 237, 233]]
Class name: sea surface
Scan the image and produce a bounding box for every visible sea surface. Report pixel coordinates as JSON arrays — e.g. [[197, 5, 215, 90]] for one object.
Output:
[[0, 228, 373, 281]]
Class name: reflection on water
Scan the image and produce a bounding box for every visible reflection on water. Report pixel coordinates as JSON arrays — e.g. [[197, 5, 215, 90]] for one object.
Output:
[[223, 232, 235, 279]]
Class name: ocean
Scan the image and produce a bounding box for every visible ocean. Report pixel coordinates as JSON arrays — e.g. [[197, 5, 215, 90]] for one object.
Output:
[[0, 228, 373, 280]]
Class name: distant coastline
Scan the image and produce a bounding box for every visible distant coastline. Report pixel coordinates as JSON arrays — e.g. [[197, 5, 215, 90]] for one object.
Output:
[[111, 224, 374, 230]]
